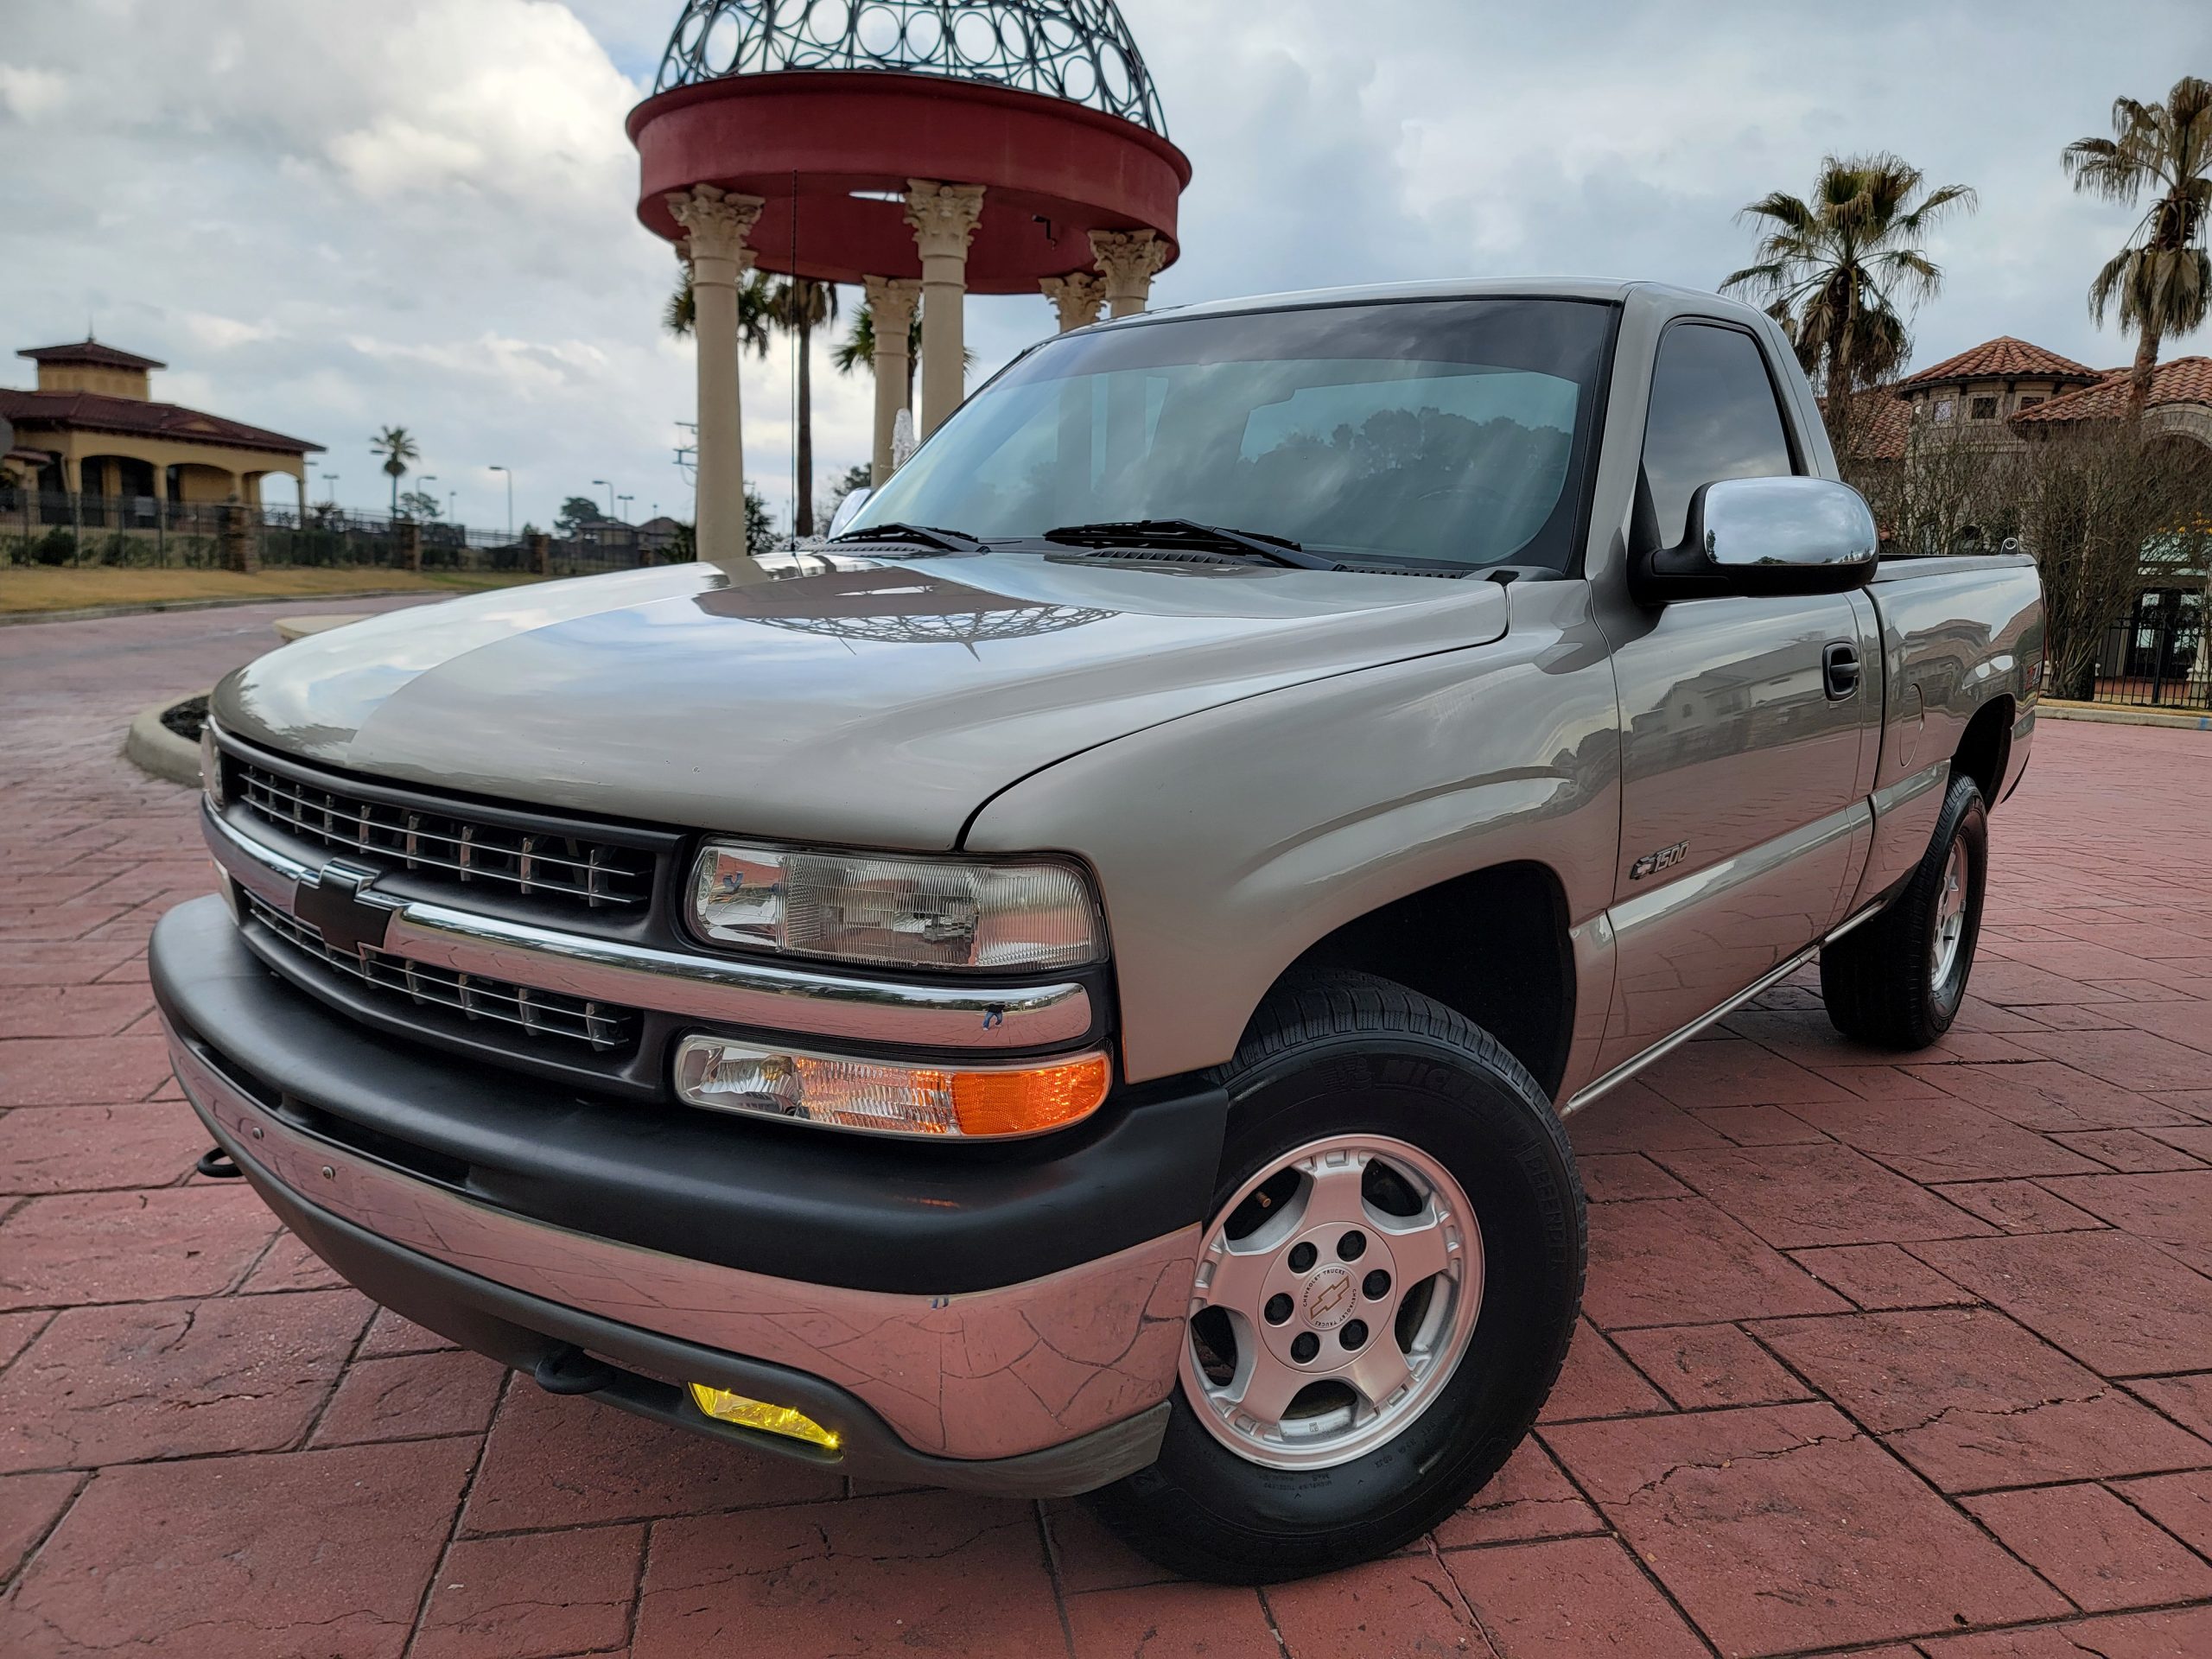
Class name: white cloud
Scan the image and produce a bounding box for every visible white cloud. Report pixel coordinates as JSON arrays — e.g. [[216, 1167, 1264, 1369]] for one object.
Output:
[[0, 65, 69, 121], [178, 312, 284, 352]]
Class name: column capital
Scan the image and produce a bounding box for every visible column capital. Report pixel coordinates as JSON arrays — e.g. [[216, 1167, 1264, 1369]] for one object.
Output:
[[1090, 228, 1166, 305], [862, 275, 922, 334], [903, 180, 985, 261], [1039, 271, 1106, 333], [666, 184, 764, 270]]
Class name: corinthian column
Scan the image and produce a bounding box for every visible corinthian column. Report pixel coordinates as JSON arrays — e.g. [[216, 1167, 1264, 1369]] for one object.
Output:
[[904, 180, 985, 435], [861, 275, 921, 487], [1039, 271, 1105, 334], [667, 184, 764, 562], [1090, 229, 1167, 319]]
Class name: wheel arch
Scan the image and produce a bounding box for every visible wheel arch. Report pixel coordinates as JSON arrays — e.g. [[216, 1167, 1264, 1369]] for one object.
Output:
[[1953, 694, 2014, 807], [1260, 861, 1577, 1100]]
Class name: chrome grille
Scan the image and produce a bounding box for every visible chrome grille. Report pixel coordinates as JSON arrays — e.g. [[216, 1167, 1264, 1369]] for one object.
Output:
[[244, 892, 636, 1052], [234, 762, 652, 910]]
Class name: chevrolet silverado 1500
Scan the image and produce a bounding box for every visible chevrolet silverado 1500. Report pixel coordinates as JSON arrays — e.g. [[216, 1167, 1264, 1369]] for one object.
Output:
[[155, 279, 2042, 1581]]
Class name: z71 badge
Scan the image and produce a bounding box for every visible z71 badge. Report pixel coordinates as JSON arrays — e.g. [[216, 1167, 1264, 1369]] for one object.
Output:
[[1630, 840, 1690, 880]]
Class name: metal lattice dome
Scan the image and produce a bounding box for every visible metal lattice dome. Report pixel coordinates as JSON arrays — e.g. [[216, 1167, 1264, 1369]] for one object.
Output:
[[654, 1, 1166, 134]]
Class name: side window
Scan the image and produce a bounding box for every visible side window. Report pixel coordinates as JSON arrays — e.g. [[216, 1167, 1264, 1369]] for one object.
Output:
[[1638, 323, 1797, 549]]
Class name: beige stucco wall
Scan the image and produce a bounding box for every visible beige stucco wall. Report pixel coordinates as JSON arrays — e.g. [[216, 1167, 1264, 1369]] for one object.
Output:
[[33, 362, 154, 399], [2145, 403, 2212, 454], [45, 432, 305, 505], [1904, 376, 2083, 431]]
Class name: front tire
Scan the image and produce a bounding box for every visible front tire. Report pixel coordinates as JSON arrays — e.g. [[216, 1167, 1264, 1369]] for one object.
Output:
[[1821, 770, 1988, 1049], [1087, 971, 1585, 1584]]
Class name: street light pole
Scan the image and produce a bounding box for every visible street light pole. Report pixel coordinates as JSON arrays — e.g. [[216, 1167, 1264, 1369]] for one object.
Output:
[[593, 479, 615, 518], [488, 465, 512, 539], [419, 475, 437, 519]]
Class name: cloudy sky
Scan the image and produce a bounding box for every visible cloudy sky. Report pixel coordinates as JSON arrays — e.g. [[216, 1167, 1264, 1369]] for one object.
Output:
[[3, 0, 2203, 533]]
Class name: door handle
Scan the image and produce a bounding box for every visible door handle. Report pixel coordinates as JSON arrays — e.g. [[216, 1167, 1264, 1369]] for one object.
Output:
[[1822, 641, 1862, 701]]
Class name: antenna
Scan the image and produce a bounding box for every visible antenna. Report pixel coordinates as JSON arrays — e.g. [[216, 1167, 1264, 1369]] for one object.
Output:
[[790, 167, 800, 539]]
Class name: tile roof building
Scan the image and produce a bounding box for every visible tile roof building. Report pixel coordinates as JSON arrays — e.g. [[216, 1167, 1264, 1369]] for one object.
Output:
[[1834, 337, 2212, 466], [2009, 355, 2212, 450], [1888, 336, 2106, 442], [0, 340, 322, 523]]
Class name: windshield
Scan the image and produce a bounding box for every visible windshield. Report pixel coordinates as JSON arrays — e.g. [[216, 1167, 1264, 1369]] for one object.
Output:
[[847, 298, 1615, 570]]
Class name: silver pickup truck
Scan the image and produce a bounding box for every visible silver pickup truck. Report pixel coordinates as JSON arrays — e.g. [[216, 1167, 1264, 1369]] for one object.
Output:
[[154, 278, 2042, 1583]]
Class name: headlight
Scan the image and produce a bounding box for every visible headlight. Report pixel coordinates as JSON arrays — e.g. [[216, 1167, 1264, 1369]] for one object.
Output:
[[673, 1035, 1111, 1139], [199, 720, 226, 809], [689, 840, 1105, 972]]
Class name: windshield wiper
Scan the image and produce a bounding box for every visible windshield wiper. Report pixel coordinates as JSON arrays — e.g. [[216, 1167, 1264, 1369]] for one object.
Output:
[[1040, 518, 1344, 571], [830, 522, 986, 553]]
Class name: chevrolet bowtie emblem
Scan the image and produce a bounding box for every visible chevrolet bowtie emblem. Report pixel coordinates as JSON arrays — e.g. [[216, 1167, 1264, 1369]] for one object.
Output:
[[292, 863, 392, 956]]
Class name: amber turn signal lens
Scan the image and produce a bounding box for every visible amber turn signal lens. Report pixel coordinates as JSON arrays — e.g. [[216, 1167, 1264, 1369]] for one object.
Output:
[[673, 1037, 1113, 1139], [949, 1052, 1113, 1136], [688, 1383, 841, 1450]]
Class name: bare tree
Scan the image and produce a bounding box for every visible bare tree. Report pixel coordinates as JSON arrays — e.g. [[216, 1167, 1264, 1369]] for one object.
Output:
[[2012, 425, 2212, 699]]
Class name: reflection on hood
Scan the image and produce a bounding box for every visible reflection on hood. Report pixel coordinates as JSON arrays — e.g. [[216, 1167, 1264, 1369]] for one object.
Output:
[[700, 562, 1114, 647]]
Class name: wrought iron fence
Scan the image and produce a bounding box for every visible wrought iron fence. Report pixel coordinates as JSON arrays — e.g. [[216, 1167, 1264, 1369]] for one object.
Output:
[[2091, 589, 2209, 709], [0, 491, 672, 581]]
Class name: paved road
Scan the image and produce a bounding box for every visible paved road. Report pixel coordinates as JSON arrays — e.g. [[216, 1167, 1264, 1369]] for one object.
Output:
[[3, 601, 2211, 1656]]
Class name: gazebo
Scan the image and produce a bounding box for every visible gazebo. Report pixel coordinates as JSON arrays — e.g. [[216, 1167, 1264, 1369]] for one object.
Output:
[[627, 1, 1191, 560]]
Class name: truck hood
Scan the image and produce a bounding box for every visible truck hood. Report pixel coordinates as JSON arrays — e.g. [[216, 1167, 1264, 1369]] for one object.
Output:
[[214, 551, 1509, 848]]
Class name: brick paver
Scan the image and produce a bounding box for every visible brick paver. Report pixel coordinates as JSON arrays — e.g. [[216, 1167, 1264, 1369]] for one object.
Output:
[[2, 600, 2210, 1656]]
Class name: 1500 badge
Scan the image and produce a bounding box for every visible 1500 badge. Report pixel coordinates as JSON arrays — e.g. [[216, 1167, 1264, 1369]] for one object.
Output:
[[1630, 840, 1690, 880]]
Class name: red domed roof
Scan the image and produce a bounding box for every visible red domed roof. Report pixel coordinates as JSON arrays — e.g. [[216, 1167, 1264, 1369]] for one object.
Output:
[[629, 3, 1189, 293]]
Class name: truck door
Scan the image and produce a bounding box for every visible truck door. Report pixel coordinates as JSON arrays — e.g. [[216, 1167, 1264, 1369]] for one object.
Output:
[[1598, 320, 1879, 1075]]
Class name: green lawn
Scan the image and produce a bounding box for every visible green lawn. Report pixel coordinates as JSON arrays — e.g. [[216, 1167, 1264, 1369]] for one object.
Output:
[[0, 567, 541, 616]]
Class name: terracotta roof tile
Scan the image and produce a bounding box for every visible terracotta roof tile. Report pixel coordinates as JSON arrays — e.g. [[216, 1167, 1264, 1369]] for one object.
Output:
[[17, 340, 167, 372], [0, 388, 320, 455], [1893, 336, 2101, 391], [2010, 357, 2212, 424], [1823, 388, 1912, 461]]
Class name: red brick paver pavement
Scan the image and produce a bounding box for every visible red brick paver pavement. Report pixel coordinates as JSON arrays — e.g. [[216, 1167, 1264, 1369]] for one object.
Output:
[[3, 601, 2211, 1657]]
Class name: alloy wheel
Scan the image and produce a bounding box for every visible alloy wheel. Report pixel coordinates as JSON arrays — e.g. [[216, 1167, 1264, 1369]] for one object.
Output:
[[1930, 837, 1970, 991], [1179, 1134, 1483, 1470]]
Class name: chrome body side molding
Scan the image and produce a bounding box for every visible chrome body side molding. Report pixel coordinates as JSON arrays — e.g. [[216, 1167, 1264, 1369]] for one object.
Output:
[[1560, 899, 1885, 1117]]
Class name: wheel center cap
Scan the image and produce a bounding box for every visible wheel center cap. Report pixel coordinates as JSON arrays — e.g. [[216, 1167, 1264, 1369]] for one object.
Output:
[[1303, 1265, 1355, 1329]]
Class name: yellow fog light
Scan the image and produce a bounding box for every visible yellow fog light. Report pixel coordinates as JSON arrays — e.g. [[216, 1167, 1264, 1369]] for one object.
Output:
[[673, 1036, 1112, 1139], [689, 1383, 842, 1450]]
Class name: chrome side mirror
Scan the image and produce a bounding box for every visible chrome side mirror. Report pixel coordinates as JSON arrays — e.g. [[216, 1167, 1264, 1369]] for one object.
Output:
[[826, 486, 873, 539], [1634, 475, 1878, 603]]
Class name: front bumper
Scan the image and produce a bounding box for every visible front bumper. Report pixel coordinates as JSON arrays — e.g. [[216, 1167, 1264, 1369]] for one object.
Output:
[[153, 896, 1227, 1492]]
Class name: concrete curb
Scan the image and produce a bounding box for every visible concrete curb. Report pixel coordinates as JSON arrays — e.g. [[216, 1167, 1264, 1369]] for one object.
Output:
[[124, 693, 210, 788], [1, 588, 447, 627], [2040, 700, 2212, 732]]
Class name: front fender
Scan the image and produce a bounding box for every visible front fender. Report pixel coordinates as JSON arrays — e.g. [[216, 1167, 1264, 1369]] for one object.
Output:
[[963, 582, 1623, 1086]]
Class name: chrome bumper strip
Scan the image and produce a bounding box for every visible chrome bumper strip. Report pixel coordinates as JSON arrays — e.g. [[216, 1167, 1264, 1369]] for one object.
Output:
[[203, 806, 1096, 1052], [173, 1033, 1192, 1461]]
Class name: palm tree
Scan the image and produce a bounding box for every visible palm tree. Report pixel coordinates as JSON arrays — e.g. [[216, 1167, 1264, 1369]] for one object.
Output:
[[1722, 154, 1977, 422], [833, 300, 925, 406], [2063, 76, 2212, 410], [370, 426, 419, 517], [663, 264, 774, 356], [752, 277, 839, 537]]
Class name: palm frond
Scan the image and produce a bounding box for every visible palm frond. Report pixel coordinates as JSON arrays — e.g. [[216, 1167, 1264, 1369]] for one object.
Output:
[[2069, 76, 2212, 364], [663, 267, 695, 338], [1724, 152, 1974, 395]]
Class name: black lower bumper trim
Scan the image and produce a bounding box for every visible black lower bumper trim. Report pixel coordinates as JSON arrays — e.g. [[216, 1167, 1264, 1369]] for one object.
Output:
[[150, 896, 1228, 1296], [219, 1116, 1169, 1497]]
